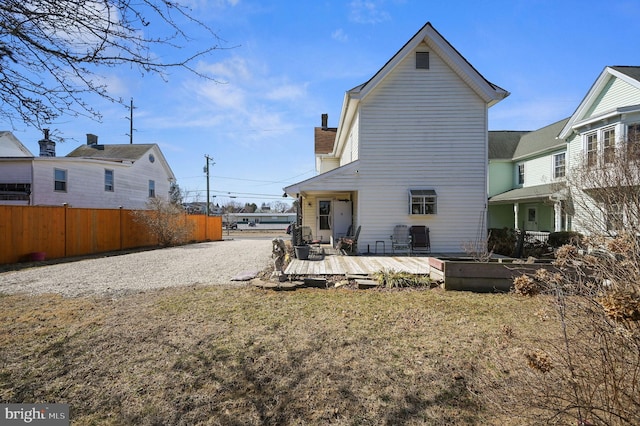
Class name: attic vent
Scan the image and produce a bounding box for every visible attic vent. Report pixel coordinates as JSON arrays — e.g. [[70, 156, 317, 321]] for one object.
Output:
[[416, 52, 429, 69]]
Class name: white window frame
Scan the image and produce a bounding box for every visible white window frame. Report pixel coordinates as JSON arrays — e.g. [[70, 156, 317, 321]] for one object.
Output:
[[585, 132, 598, 167], [104, 169, 114, 192], [602, 127, 615, 164], [553, 152, 566, 179], [54, 168, 67, 192], [517, 163, 525, 185], [627, 123, 640, 157], [409, 189, 437, 215]]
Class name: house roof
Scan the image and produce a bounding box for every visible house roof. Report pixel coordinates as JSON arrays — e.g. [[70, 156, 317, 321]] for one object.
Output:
[[66, 143, 156, 161], [353, 22, 509, 103], [66, 143, 176, 181], [512, 117, 569, 160], [0, 131, 34, 157], [488, 131, 529, 160], [559, 66, 640, 139], [489, 183, 563, 203], [610, 66, 640, 82], [330, 22, 510, 159], [315, 127, 337, 155]]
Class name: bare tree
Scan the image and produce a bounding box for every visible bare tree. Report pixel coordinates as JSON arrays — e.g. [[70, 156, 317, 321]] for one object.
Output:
[[0, 0, 227, 131], [270, 201, 289, 213], [503, 135, 640, 425]]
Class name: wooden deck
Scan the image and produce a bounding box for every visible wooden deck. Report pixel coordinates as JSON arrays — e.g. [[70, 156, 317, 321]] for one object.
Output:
[[285, 252, 432, 276]]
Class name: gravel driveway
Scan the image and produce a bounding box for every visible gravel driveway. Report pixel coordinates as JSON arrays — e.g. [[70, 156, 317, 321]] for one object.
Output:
[[0, 239, 274, 298]]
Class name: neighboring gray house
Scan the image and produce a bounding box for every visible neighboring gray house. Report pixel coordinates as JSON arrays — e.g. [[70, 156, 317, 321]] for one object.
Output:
[[284, 22, 509, 252], [0, 131, 175, 209]]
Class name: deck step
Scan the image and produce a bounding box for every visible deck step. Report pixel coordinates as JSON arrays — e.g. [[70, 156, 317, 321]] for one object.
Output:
[[355, 279, 379, 289]]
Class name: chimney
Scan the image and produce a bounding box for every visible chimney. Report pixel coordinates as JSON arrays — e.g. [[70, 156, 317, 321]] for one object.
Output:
[[38, 128, 56, 157], [321, 113, 328, 130], [86, 133, 98, 146]]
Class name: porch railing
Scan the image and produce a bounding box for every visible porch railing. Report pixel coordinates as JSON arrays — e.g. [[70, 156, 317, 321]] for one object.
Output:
[[524, 230, 550, 244]]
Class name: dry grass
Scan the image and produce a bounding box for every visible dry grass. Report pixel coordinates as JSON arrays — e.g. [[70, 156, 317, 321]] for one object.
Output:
[[0, 285, 563, 425]]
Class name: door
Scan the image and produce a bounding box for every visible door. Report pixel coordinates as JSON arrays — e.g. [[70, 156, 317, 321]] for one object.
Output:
[[317, 199, 332, 242], [525, 207, 538, 231], [332, 200, 352, 244]]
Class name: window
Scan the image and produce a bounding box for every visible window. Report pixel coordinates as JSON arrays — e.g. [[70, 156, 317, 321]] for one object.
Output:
[[54, 169, 67, 192], [0, 183, 31, 201], [319, 200, 331, 230], [410, 189, 437, 215], [104, 169, 114, 192], [553, 153, 566, 178], [416, 52, 429, 69], [586, 132, 598, 166], [627, 124, 640, 158], [148, 180, 155, 198], [603, 127, 615, 164], [517, 163, 525, 185], [606, 204, 623, 232]]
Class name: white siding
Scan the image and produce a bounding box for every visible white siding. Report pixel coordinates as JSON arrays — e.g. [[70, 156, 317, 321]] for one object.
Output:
[[30, 146, 172, 209], [351, 46, 489, 252], [0, 161, 32, 183], [339, 113, 360, 167], [318, 157, 340, 174]]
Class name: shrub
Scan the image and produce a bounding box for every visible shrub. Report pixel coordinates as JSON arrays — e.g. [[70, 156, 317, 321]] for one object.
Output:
[[133, 197, 193, 247], [547, 231, 583, 248], [488, 228, 517, 257], [372, 269, 433, 288]]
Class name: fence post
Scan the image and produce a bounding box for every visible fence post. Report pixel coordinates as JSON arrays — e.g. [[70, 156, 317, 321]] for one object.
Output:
[[119, 206, 123, 250], [63, 203, 68, 257]]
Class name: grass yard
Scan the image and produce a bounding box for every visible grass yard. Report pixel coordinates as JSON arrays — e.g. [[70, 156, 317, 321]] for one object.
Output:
[[0, 284, 565, 425]]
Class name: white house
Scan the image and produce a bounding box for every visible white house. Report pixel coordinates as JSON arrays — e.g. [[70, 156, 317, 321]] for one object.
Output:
[[284, 22, 509, 253], [487, 66, 640, 236], [0, 131, 176, 209]]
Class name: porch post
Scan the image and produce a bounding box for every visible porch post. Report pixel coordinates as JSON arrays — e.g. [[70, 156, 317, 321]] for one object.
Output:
[[513, 203, 519, 230], [554, 201, 562, 232]]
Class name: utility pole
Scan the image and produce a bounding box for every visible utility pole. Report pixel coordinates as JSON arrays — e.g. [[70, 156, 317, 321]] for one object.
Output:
[[126, 97, 136, 144], [204, 154, 215, 215]]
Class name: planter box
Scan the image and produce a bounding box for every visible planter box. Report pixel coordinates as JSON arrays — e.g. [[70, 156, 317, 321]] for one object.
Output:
[[430, 258, 556, 293]]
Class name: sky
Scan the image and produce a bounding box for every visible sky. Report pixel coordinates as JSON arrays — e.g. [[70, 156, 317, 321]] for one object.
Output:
[[6, 0, 640, 208]]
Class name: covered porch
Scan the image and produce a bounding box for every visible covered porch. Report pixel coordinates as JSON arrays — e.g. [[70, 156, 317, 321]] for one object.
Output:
[[488, 183, 570, 233]]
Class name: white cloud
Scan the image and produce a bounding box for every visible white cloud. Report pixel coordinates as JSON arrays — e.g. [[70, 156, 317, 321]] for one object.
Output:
[[331, 29, 349, 43], [349, 0, 390, 24], [265, 83, 308, 101]]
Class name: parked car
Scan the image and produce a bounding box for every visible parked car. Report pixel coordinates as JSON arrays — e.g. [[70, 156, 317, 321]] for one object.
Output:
[[286, 223, 295, 234], [224, 222, 238, 230], [248, 221, 257, 227]]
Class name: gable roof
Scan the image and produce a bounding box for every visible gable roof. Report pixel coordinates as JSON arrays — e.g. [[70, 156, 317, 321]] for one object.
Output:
[[348, 22, 509, 106], [332, 22, 509, 158], [0, 131, 34, 157], [489, 131, 529, 160], [66, 143, 176, 180], [66, 143, 156, 161], [315, 127, 337, 155], [512, 117, 569, 160], [559, 66, 640, 139]]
